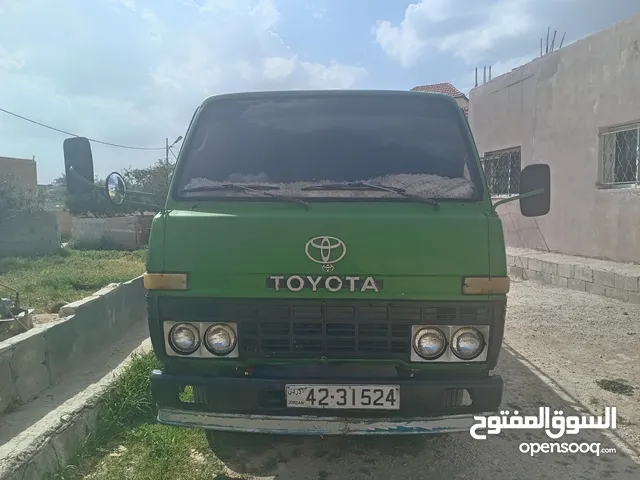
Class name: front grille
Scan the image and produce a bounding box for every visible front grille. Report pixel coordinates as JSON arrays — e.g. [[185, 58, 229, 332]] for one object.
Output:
[[241, 316, 411, 358], [156, 298, 493, 361], [236, 301, 490, 360]]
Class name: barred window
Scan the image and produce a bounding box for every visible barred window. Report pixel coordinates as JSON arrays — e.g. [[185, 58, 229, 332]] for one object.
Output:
[[600, 123, 640, 186], [481, 147, 521, 196]]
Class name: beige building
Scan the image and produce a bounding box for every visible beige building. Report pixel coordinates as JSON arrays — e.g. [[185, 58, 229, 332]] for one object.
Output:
[[468, 12, 640, 264], [0, 156, 37, 191]]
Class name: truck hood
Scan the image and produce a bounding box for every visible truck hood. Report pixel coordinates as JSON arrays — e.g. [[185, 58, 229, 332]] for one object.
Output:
[[159, 203, 491, 299]]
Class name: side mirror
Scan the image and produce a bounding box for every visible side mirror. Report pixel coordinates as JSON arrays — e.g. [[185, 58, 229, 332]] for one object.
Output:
[[519, 164, 550, 217], [106, 172, 127, 205], [63, 137, 95, 194]]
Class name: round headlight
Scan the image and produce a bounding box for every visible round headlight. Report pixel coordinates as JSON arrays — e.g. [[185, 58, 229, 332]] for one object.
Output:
[[413, 327, 447, 360], [450, 327, 485, 360], [204, 323, 237, 356], [169, 323, 200, 355]]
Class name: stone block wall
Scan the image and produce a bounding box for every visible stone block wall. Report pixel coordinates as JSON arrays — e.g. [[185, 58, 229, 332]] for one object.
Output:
[[0, 212, 61, 257], [507, 248, 640, 304], [53, 211, 73, 238], [0, 276, 145, 414], [71, 216, 152, 250]]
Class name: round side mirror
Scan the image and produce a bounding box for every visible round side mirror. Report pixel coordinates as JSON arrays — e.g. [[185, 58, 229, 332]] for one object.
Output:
[[105, 172, 127, 205]]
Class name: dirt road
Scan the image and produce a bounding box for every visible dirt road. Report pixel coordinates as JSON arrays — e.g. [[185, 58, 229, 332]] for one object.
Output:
[[209, 279, 640, 480]]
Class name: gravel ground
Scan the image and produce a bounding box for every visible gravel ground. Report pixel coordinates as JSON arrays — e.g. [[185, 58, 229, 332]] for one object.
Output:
[[208, 279, 640, 480]]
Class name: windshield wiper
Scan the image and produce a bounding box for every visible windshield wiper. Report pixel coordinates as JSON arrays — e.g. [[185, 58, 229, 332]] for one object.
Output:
[[300, 182, 439, 206], [180, 183, 310, 209], [180, 184, 281, 192]]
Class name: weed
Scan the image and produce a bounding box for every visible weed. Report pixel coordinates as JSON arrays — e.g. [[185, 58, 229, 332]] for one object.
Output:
[[0, 248, 145, 312], [595, 378, 635, 396]]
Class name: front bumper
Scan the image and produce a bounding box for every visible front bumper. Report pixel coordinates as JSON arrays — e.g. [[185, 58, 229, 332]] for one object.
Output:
[[157, 408, 494, 435], [151, 369, 503, 435]]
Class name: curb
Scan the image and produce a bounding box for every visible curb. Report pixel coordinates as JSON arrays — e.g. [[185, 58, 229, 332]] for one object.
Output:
[[0, 276, 145, 416], [0, 339, 151, 480], [507, 248, 640, 303]]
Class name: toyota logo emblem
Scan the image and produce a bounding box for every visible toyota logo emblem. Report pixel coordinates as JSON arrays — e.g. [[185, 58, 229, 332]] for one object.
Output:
[[305, 236, 346, 269]]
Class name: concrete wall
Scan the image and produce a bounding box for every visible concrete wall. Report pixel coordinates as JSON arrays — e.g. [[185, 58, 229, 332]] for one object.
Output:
[[71, 216, 153, 250], [495, 201, 549, 251], [0, 212, 61, 257], [53, 211, 72, 238], [469, 13, 640, 264], [0, 157, 37, 191], [0, 276, 145, 414]]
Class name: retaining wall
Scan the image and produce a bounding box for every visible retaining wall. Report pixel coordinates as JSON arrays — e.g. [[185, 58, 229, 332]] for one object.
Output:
[[0, 276, 146, 414], [53, 211, 72, 238], [507, 247, 640, 303], [0, 212, 61, 257], [71, 216, 152, 250]]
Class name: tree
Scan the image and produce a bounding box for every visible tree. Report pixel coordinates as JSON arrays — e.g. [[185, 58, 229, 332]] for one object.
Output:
[[64, 178, 135, 217], [62, 158, 174, 217], [0, 174, 44, 222], [121, 158, 174, 205]]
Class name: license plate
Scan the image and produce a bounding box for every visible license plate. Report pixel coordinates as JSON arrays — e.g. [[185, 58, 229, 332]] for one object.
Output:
[[285, 384, 400, 410]]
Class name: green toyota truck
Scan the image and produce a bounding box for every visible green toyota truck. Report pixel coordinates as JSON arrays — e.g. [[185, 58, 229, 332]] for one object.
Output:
[[63, 89, 550, 438]]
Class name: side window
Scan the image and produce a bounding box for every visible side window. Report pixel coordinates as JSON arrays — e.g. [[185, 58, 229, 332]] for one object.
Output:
[[480, 147, 522, 197], [599, 122, 639, 187]]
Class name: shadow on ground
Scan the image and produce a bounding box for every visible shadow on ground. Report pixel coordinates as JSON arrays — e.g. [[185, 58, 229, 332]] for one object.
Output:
[[205, 346, 640, 480]]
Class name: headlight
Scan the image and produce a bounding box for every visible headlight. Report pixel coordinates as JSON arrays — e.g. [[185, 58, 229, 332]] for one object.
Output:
[[450, 327, 485, 360], [204, 323, 237, 356], [412, 327, 447, 360], [169, 323, 200, 355]]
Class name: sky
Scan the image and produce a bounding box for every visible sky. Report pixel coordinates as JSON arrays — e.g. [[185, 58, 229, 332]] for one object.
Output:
[[1, 0, 640, 184]]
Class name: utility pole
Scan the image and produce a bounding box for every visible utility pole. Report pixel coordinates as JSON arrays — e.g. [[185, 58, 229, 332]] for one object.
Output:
[[166, 136, 183, 165], [165, 137, 170, 169], [165, 136, 183, 193]]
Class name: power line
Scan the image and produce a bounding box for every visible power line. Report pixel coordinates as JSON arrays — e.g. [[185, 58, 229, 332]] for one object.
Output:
[[168, 147, 178, 161], [0, 106, 165, 151]]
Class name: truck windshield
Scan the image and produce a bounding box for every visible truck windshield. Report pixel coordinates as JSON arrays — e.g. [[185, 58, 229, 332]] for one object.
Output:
[[173, 92, 482, 201]]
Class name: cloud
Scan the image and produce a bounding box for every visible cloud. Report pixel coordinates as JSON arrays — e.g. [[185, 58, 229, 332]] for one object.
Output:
[[448, 50, 539, 96], [374, 0, 534, 68], [375, 0, 640, 69], [489, 51, 539, 78], [306, 4, 328, 19], [0, 47, 26, 72], [0, 0, 367, 182]]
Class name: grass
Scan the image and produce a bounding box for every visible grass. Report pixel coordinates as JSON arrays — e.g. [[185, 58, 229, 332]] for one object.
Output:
[[51, 351, 229, 480], [0, 248, 146, 312], [61, 424, 221, 480], [48, 350, 428, 479], [595, 378, 635, 396], [52, 351, 166, 479], [51, 350, 436, 480]]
